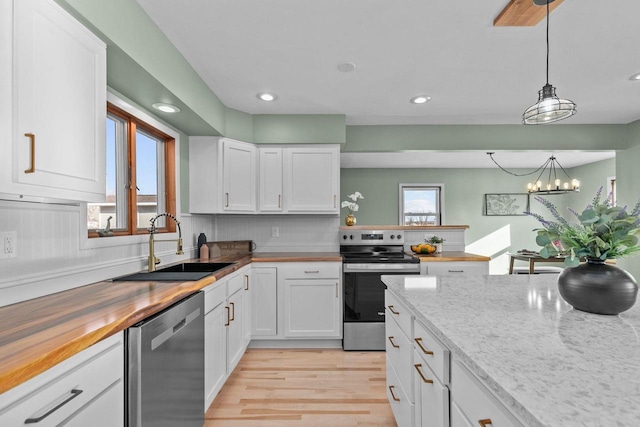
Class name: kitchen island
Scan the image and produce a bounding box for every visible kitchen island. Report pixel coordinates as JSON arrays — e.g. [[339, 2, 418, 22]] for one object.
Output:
[[383, 274, 640, 427]]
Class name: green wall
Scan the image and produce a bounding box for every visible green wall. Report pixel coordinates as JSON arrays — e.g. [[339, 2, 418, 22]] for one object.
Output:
[[254, 115, 346, 144]]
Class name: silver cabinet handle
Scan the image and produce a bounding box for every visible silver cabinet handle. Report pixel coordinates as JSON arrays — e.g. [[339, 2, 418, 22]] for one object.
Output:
[[225, 192, 230, 207], [304, 270, 320, 273], [448, 270, 464, 273], [335, 282, 338, 298], [25, 389, 83, 423], [278, 194, 281, 208], [244, 274, 249, 290]]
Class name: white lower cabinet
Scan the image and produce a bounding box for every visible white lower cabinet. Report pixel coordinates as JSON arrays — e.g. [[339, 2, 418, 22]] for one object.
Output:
[[203, 265, 252, 409], [413, 349, 449, 427], [450, 359, 523, 427], [386, 289, 523, 427], [422, 262, 489, 276], [252, 267, 278, 336], [283, 263, 341, 338], [0, 333, 124, 426]]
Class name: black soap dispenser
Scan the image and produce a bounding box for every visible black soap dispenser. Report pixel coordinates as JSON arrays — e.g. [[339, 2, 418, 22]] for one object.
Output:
[[197, 232, 207, 258]]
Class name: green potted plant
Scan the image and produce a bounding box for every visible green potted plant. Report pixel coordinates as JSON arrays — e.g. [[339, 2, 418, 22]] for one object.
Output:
[[527, 187, 640, 314], [426, 235, 445, 253]]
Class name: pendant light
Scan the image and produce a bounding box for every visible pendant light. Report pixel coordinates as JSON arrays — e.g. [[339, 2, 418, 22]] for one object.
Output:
[[522, 0, 576, 125], [487, 152, 580, 195]]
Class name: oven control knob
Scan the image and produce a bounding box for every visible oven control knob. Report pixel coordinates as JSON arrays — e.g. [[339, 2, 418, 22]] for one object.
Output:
[[390, 235, 395, 239], [342, 235, 347, 240], [350, 235, 354, 239], [397, 234, 402, 240]]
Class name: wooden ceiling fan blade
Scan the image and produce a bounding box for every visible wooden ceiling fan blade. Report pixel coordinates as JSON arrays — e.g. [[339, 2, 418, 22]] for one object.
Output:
[[494, 0, 564, 27]]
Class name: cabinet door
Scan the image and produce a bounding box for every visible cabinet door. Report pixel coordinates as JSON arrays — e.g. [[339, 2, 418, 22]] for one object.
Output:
[[284, 279, 341, 338], [252, 267, 277, 336], [223, 139, 256, 212], [284, 146, 339, 213], [413, 350, 450, 427], [226, 290, 244, 372], [242, 270, 252, 346], [61, 381, 123, 427], [258, 147, 283, 212], [10, 0, 106, 202], [204, 304, 227, 409]]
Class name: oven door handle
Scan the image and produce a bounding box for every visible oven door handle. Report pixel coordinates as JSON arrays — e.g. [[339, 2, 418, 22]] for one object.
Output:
[[343, 264, 420, 273]]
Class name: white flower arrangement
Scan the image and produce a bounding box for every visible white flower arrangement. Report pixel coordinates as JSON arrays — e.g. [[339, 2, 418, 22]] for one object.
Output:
[[341, 191, 364, 214]]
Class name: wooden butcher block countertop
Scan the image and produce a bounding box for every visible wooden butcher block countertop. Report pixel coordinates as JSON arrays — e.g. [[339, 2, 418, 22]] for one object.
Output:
[[0, 252, 341, 395]]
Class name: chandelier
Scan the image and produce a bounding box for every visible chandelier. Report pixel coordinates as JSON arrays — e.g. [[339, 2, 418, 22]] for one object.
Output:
[[522, 0, 576, 125], [487, 152, 580, 195]]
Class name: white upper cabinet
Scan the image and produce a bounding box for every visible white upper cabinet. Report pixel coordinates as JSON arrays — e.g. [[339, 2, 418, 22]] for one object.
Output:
[[0, 0, 106, 202], [283, 146, 339, 213], [222, 139, 257, 212], [189, 137, 257, 213], [258, 146, 283, 212], [191, 138, 339, 215]]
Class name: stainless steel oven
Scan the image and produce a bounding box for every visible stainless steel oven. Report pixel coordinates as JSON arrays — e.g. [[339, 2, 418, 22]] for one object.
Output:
[[340, 230, 420, 350]]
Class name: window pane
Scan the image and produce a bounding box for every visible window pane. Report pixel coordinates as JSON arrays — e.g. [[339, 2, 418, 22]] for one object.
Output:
[[136, 129, 165, 229], [401, 186, 441, 226], [87, 114, 128, 231]]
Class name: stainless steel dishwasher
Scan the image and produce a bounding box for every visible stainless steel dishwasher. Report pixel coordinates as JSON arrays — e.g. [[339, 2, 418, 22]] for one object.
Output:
[[127, 291, 204, 427]]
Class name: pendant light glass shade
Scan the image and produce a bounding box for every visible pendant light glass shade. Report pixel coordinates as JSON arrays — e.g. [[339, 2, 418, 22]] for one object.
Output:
[[522, 0, 576, 125], [523, 83, 576, 124]]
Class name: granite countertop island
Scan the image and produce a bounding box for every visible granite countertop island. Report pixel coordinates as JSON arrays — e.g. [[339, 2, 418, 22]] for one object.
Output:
[[383, 274, 640, 427]]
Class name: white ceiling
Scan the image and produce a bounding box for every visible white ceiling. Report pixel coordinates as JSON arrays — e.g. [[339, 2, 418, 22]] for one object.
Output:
[[340, 150, 615, 168], [138, 0, 640, 126]]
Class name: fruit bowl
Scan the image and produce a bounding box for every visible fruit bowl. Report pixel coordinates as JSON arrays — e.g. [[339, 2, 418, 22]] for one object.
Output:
[[411, 244, 437, 254]]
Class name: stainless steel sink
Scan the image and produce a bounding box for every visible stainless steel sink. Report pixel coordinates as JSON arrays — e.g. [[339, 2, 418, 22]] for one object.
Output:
[[112, 262, 235, 282]]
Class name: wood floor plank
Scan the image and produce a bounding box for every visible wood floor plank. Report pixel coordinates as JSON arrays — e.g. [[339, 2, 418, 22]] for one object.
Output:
[[205, 348, 397, 427]]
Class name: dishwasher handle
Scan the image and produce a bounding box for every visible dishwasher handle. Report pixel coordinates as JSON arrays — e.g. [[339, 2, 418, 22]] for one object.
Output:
[[150, 306, 201, 351]]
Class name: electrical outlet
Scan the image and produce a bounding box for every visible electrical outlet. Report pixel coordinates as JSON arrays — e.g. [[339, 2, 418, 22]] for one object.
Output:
[[1, 231, 17, 259], [272, 227, 279, 238]]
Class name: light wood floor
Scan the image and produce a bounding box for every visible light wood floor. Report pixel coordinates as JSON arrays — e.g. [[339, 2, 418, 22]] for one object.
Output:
[[205, 348, 397, 427]]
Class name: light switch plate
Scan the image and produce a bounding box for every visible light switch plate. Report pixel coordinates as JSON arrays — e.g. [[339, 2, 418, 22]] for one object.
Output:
[[0, 231, 17, 259]]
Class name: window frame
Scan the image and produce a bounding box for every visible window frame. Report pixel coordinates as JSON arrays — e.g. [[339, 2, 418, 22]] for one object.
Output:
[[87, 100, 177, 239], [398, 183, 445, 226]]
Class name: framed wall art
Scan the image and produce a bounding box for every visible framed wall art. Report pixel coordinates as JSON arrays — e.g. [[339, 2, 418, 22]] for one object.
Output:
[[484, 193, 530, 216]]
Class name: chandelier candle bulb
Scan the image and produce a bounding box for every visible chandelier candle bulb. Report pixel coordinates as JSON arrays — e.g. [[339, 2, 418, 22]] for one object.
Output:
[[564, 182, 569, 189], [555, 179, 561, 188]]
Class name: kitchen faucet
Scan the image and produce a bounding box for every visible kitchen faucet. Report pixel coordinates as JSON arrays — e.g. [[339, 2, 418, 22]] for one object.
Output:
[[148, 213, 183, 272]]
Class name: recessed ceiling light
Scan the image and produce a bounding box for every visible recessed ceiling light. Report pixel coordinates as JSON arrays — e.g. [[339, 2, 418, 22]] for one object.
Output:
[[410, 95, 431, 104], [337, 62, 356, 72], [257, 92, 277, 101], [629, 73, 640, 81], [152, 103, 180, 113]]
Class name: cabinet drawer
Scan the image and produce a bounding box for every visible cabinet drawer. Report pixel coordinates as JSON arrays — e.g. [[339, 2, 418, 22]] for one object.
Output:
[[385, 291, 412, 339], [0, 333, 124, 426], [385, 315, 413, 401], [386, 357, 414, 427], [413, 349, 449, 427], [281, 262, 340, 279], [227, 271, 247, 296], [425, 262, 488, 276], [451, 359, 523, 427], [414, 320, 450, 385], [204, 280, 227, 314]]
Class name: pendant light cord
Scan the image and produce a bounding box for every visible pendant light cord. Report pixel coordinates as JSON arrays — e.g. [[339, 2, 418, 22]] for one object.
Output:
[[546, 0, 550, 85]]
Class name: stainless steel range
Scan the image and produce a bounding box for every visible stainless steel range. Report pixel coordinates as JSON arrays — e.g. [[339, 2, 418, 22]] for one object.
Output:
[[340, 229, 420, 350]]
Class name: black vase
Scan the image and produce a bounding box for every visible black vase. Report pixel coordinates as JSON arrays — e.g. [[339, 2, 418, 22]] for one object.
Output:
[[557, 259, 638, 315]]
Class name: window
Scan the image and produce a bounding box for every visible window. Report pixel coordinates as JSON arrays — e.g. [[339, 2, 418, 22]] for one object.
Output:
[[87, 102, 176, 237], [399, 184, 443, 226]]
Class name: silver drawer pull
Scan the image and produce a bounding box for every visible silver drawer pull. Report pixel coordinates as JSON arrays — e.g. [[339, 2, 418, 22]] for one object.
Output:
[[448, 270, 464, 273], [304, 270, 320, 273], [25, 389, 83, 423]]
